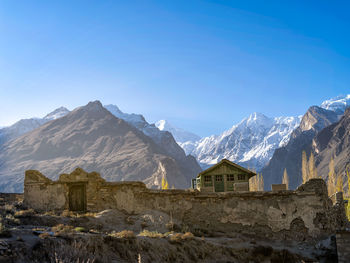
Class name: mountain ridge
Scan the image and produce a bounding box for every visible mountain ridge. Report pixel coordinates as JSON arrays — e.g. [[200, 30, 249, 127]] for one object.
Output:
[[0, 101, 200, 192]]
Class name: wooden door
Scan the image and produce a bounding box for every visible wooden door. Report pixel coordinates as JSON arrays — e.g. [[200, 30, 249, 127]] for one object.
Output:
[[214, 175, 224, 192], [69, 184, 86, 211]]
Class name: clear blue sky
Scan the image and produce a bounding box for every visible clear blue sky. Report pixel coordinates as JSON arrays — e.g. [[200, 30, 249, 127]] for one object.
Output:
[[1, 1, 349, 136]]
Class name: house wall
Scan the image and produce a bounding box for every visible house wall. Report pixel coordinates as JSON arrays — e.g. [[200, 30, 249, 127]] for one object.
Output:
[[198, 162, 251, 192], [24, 168, 348, 240]]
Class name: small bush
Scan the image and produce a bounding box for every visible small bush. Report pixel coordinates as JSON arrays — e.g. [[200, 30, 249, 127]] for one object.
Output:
[[52, 224, 74, 236], [14, 209, 35, 218], [138, 229, 164, 238], [32, 227, 46, 232], [169, 232, 194, 243], [39, 232, 51, 239], [4, 204, 15, 213], [5, 214, 20, 225], [169, 233, 182, 243], [182, 232, 194, 240], [165, 222, 174, 231], [111, 230, 136, 239], [61, 210, 75, 217], [78, 212, 97, 218], [43, 211, 57, 216], [74, 227, 86, 233]]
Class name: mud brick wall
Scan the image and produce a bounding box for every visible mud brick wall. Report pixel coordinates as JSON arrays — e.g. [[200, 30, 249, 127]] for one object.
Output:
[[24, 168, 348, 240]]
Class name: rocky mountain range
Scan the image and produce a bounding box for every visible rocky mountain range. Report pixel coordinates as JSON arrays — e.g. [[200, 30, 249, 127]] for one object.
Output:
[[1, 94, 349, 192], [161, 113, 302, 171], [158, 95, 350, 185], [313, 107, 350, 190], [155, 120, 201, 143], [0, 107, 69, 146], [0, 101, 201, 192], [261, 106, 340, 190]]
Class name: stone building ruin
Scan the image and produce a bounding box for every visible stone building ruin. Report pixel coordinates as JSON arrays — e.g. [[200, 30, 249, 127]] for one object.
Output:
[[24, 167, 348, 241]]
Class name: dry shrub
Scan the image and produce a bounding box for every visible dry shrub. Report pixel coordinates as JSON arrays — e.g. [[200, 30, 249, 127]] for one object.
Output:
[[32, 238, 106, 262], [33, 227, 46, 232], [61, 210, 76, 217], [5, 214, 20, 225], [78, 212, 97, 218], [182, 232, 194, 240], [138, 229, 164, 238], [52, 224, 74, 236], [169, 232, 194, 243], [4, 204, 15, 213], [43, 211, 57, 216], [14, 209, 35, 218], [111, 230, 136, 239], [39, 232, 51, 239]]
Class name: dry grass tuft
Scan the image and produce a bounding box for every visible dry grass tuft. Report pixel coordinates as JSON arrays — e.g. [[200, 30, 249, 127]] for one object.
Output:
[[169, 232, 194, 243], [110, 230, 136, 239], [14, 209, 35, 218], [43, 211, 57, 216], [52, 224, 75, 236], [5, 214, 20, 224], [60, 210, 97, 218], [39, 232, 51, 239], [4, 204, 15, 213], [138, 229, 165, 238], [61, 210, 76, 217]]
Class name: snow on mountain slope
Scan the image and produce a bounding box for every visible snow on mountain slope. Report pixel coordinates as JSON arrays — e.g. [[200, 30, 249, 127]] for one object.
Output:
[[185, 113, 301, 170], [155, 120, 201, 143], [320, 94, 350, 113], [104, 105, 202, 175], [0, 107, 70, 145], [43, 107, 70, 120]]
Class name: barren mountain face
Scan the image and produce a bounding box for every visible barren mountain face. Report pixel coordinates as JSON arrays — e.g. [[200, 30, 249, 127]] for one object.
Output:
[[261, 106, 340, 190], [313, 108, 350, 191], [0, 101, 200, 192]]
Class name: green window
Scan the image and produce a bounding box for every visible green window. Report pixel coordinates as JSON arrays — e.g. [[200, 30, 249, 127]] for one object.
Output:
[[227, 174, 234, 181], [204, 175, 212, 186], [215, 175, 223, 182], [238, 174, 245, 180]]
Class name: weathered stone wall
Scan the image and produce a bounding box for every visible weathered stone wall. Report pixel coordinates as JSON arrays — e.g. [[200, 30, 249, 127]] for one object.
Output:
[[336, 231, 350, 263], [24, 168, 348, 240]]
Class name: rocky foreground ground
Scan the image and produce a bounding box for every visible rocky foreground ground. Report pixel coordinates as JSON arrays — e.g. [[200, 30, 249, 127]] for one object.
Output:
[[0, 194, 338, 263]]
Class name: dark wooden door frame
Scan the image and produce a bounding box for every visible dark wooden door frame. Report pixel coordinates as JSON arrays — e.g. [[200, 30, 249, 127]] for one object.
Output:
[[68, 182, 87, 212]]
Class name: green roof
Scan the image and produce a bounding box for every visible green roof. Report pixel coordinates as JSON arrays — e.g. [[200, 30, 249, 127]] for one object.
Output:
[[197, 159, 256, 178]]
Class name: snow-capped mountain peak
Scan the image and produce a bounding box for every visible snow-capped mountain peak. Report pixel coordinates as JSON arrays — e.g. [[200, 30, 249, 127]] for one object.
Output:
[[184, 112, 301, 170], [155, 120, 201, 143], [104, 104, 146, 129], [44, 107, 70, 120], [320, 94, 350, 113]]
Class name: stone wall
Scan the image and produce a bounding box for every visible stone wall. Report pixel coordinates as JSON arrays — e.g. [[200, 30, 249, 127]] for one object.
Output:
[[24, 168, 348, 240], [336, 231, 350, 262]]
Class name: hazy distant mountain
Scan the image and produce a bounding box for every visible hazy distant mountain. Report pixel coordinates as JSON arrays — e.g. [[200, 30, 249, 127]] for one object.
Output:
[[0, 107, 70, 146], [261, 106, 340, 190], [155, 120, 201, 143], [0, 101, 200, 192], [184, 112, 301, 170]]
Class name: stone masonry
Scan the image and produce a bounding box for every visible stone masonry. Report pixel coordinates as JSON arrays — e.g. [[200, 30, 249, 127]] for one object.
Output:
[[24, 168, 348, 241]]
